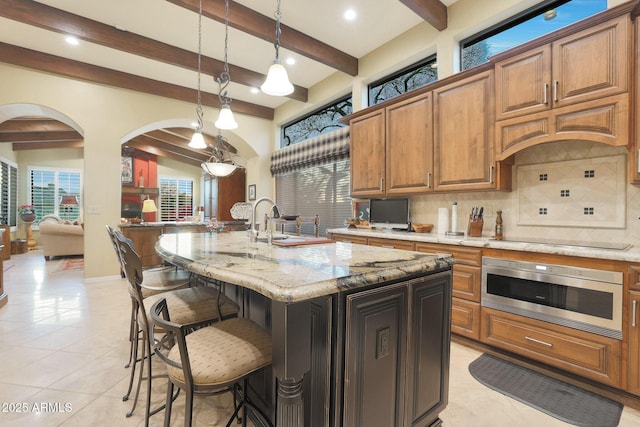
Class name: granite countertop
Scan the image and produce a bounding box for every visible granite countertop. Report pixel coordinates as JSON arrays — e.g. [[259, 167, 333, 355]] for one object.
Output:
[[327, 228, 640, 263], [155, 231, 454, 302], [119, 221, 208, 227]]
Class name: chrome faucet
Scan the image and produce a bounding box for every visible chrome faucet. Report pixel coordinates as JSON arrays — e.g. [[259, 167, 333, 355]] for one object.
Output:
[[250, 197, 280, 243]]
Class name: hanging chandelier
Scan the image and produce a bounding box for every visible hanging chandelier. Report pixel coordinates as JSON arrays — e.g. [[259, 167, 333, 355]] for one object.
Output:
[[214, 0, 238, 130], [188, 0, 207, 149], [261, 0, 294, 96], [201, 132, 237, 177]]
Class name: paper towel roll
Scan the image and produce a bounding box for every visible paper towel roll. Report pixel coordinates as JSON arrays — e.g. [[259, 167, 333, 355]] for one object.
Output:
[[451, 202, 458, 233], [438, 207, 449, 234]]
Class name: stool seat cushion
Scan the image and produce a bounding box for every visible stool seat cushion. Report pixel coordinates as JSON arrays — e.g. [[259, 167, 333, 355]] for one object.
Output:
[[167, 318, 272, 387], [137, 267, 191, 298], [143, 286, 239, 326]]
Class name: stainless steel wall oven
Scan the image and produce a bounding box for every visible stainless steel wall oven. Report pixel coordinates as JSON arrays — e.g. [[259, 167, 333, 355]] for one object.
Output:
[[482, 257, 623, 339]]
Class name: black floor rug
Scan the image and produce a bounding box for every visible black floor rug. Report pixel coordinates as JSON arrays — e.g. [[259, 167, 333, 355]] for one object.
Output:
[[468, 353, 622, 427]]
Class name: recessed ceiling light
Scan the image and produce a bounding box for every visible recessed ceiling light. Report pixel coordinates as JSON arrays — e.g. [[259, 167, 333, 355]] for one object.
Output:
[[285, 57, 295, 66], [65, 35, 80, 46], [344, 9, 357, 21]]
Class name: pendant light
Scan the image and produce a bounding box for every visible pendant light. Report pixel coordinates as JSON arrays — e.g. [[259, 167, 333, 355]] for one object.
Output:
[[214, 0, 238, 130], [261, 0, 294, 96], [188, 0, 207, 149], [201, 132, 237, 177]]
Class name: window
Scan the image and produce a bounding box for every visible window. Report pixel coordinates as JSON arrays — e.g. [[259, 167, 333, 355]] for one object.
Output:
[[368, 55, 438, 106], [28, 167, 82, 223], [0, 158, 18, 227], [281, 96, 352, 147], [275, 160, 351, 236], [160, 178, 193, 221], [461, 0, 607, 70]]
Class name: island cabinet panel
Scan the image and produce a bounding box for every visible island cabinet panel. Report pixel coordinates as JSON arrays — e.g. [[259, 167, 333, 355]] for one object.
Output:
[[120, 226, 163, 268], [385, 92, 434, 195], [481, 307, 621, 388], [494, 14, 628, 122], [350, 109, 386, 197], [433, 70, 507, 192], [343, 271, 451, 427]]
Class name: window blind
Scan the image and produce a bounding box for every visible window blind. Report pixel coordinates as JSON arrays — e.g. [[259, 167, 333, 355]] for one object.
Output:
[[0, 161, 17, 226], [160, 178, 193, 221], [29, 168, 82, 222]]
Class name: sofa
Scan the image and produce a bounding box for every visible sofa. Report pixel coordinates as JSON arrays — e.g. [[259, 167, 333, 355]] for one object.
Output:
[[38, 215, 84, 260]]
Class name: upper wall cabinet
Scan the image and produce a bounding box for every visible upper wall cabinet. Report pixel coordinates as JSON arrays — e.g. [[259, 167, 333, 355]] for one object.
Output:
[[495, 15, 629, 121], [433, 70, 511, 192], [350, 92, 433, 197]]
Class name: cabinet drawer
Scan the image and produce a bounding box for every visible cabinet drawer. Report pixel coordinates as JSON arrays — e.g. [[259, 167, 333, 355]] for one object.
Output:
[[481, 307, 621, 387], [331, 234, 368, 245], [367, 237, 415, 251], [415, 243, 481, 266], [452, 264, 481, 302], [452, 297, 480, 340], [629, 264, 640, 291]]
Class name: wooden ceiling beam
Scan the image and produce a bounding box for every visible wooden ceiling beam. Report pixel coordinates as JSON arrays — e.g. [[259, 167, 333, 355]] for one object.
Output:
[[167, 0, 359, 76], [164, 128, 238, 154], [12, 140, 84, 150], [0, 0, 308, 102], [129, 135, 210, 162], [0, 42, 274, 121], [126, 139, 204, 168], [0, 118, 75, 132], [0, 130, 81, 143], [399, 0, 448, 31]]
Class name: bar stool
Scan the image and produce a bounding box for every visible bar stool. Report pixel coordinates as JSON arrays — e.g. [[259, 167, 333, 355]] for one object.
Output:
[[114, 229, 240, 426], [150, 297, 273, 427], [106, 225, 191, 401]]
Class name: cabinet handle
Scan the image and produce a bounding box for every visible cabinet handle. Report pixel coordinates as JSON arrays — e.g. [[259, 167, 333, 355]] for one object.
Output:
[[379, 177, 384, 191], [633, 300, 637, 328], [553, 80, 558, 102], [543, 83, 548, 104], [489, 165, 494, 184], [525, 336, 553, 347], [427, 172, 431, 188]]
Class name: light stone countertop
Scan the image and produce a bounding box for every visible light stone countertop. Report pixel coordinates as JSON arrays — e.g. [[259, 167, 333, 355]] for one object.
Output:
[[155, 231, 454, 302], [327, 228, 640, 263]]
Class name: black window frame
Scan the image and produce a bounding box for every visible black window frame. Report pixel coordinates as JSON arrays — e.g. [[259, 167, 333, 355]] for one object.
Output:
[[367, 54, 438, 106]]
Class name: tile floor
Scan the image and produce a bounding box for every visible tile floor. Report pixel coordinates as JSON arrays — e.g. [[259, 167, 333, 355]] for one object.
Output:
[[0, 249, 639, 426]]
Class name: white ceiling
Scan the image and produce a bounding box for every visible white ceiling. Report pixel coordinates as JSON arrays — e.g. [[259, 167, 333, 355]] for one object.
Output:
[[0, 0, 459, 111]]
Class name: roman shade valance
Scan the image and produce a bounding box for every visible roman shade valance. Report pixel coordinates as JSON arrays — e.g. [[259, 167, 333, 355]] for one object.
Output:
[[270, 127, 350, 176]]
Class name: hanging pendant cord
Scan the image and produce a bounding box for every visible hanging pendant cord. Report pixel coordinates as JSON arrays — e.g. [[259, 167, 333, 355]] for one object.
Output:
[[195, 0, 203, 131], [273, 0, 282, 61]]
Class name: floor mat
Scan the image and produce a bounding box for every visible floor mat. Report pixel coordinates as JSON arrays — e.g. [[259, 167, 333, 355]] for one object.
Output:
[[468, 353, 622, 427], [54, 258, 84, 272]]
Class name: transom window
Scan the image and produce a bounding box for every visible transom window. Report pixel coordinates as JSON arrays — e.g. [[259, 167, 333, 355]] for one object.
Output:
[[461, 0, 607, 70], [368, 55, 438, 106], [28, 167, 82, 223], [160, 177, 193, 221], [281, 96, 352, 147]]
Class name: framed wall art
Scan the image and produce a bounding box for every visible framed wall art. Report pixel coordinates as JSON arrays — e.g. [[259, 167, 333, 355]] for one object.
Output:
[[121, 157, 133, 184], [248, 184, 256, 201]]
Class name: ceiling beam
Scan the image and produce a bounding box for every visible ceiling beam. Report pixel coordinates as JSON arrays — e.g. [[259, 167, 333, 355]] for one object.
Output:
[[129, 134, 210, 162], [0, 130, 82, 143], [167, 0, 359, 76], [399, 0, 448, 31], [0, 0, 308, 102], [0, 42, 274, 121], [0, 118, 75, 132], [163, 127, 238, 154], [126, 138, 204, 168], [12, 140, 84, 150]]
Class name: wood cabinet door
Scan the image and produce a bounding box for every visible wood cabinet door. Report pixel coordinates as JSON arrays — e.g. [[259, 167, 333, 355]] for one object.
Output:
[[495, 45, 552, 121], [386, 92, 433, 195], [350, 109, 386, 197], [628, 290, 640, 396], [552, 14, 628, 108], [433, 70, 496, 192]]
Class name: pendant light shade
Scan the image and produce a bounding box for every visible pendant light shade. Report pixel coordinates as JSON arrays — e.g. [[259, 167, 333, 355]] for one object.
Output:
[[188, 130, 207, 149], [214, 104, 238, 130], [201, 162, 236, 177], [262, 0, 293, 97], [261, 60, 294, 96], [200, 132, 238, 177]]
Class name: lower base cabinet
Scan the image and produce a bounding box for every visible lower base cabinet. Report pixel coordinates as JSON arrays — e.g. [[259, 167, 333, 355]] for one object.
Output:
[[481, 307, 621, 388], [628, 289, 640, 396], [343, 271, 451, 427]]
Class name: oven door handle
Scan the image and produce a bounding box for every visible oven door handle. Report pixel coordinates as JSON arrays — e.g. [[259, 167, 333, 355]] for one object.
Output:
[[633, 300, 637, 328], [525, 336, 553, 347]]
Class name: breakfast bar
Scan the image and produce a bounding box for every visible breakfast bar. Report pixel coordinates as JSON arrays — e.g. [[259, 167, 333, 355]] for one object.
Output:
[[156, 231, 454, 427]]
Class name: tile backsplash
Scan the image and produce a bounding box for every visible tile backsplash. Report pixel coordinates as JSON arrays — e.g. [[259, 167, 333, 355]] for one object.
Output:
[[409, 140, 640, 247]]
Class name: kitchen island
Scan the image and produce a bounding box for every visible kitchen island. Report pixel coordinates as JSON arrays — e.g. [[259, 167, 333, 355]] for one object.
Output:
[[156, 231, 454, 427]]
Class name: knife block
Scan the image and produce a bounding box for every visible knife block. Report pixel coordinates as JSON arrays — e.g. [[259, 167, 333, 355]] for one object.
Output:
[[467, 216, 484, 237]]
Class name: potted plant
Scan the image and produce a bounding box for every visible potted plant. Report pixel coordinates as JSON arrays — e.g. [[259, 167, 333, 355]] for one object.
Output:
[[19, 204, 36, 222]]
